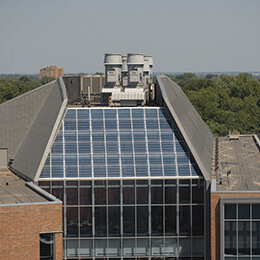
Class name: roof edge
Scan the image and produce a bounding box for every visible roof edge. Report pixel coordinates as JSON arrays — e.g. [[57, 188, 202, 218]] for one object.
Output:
[[34, 77, 68, 182], [156, 75, 213, 181]]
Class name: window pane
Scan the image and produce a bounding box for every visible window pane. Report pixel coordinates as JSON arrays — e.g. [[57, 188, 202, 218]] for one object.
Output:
[[123, 206, 135, 236], [95, 207, 107, 237], [151, 206, 163, 236], [225, 221, 237, 255], [40, 233, 54, 259], [66, 207, 78, 237], [80, 181, 92, 205], [94, 182, 106, 205], [253, 204, 260, 219], [137, 206, 148, 236], [137, 180, 148, 204], [123, 181, 135, 204], [238, 221, 250, 255], [80, 207, 92, 237], [238, 204, 250, 219], [179, 206, 191, 235], [225, 204, 236, 219], [108, 207, 120, 236], [151, 181, 163, 204], [192, 205, 204, 236], [165, 206, 176, 235], [108, 181, 120, 205]]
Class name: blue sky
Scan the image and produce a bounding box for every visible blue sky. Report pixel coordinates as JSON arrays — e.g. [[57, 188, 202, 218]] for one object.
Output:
[[0, 0, 260, 74]]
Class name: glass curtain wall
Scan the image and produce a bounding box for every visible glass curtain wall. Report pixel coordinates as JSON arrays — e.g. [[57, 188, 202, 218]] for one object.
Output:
[[224, 203, 260, 260], [39, 107, 205, 260]]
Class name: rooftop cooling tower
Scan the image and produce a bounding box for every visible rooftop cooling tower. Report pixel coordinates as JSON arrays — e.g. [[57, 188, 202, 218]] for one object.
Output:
[[104, 54, 122, 88]]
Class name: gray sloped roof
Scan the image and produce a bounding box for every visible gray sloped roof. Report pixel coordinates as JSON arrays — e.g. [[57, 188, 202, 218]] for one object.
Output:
[[11, 77, 67, 181], [157, 75, 214, 181], [0, 81, 56, 160]]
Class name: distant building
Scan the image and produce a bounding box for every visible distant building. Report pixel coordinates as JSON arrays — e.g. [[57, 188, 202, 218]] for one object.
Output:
[[40, 65, 64, 79]]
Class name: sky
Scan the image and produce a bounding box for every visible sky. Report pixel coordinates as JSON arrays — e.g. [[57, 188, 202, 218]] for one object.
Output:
[[0, 0, 260, 74]]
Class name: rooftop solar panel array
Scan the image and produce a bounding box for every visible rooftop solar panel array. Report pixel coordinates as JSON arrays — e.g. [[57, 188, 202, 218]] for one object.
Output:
[[40, 108, 199, 179]]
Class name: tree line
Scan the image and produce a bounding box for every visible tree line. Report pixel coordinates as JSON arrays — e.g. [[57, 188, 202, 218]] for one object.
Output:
[[0, 76, 55, 105], [167, 73, 260, 136]]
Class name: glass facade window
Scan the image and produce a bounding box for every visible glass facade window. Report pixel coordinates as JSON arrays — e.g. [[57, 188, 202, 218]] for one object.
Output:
[[39, 107, 205, 259], [224, 203, 260, 259], [40, 233, 54, 260]]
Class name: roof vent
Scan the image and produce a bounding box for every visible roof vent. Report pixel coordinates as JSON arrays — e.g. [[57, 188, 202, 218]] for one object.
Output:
[[229, 131, 240, 140]]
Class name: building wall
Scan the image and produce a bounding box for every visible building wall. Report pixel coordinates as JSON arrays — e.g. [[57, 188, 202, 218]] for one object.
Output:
[[0, 203, 63, 260], [211, 192, 260, 260], [40, 66, 64, 79]]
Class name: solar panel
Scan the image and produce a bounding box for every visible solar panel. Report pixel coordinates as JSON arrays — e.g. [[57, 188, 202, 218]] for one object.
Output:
[[40, 107, 200, 179]]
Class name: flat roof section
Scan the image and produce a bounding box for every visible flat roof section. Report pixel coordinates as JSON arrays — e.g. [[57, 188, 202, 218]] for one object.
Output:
[[214, 135, 260, 192], [0, 169, 50, 205]]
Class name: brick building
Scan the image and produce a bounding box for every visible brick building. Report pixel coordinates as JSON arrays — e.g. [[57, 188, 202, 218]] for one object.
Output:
[[40, 65, 64, 79], [0, 169, 63, 260], [211, 135, 260, 260]]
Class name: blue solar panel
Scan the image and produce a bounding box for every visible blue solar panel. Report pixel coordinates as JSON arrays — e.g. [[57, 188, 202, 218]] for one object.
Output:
[[65, 143, 77, 154], [92, 142, 105, 153], [133, 131, 145, 141], [135, 154, 147, 165], [164, 165, 177, 176], [105, 120, 117, 130], [77, 109, 89, 120], [136, 165, 148, 177], [78, 132, 90, 142], [40, 107, 200, 179], [65, 166, 78, 177], [79, 166, 92, 177], [78, 143, 91, 154], [106, 131, 118, 142], [64, 131, 77, 142], [78, 120, 90, 131], [91, 109, 103, 120], [132, 109, 144, 119], [107, 154, 119, 165], [91, 120, 104, 131], [52, 166, 63, 178], [119, 120, 131, 130], [132, 120, 144, 130], [92, 131, 104, 142], [122, 165, 134, 177], [150, 165, 163, 176], [134, 142, 146, 153], [93, 154, 105, 165], [79, 154, 91, 165], [120, 132, 132, 142], [65, 109, 76, 120], [118, 109, 130, 119], [65, 155, 77, 166], [51, 155, 63, 165], [51, 143, 63, 154], [94, 166, 106, 177], [146, 120, 159, 130], [145, 109, 158, 119], [104, 109, 117, 119], [106, 142, 119, 153], [107, 166, 120, 177], [121, 154, 134, 165], [120, 142, 133, 153]]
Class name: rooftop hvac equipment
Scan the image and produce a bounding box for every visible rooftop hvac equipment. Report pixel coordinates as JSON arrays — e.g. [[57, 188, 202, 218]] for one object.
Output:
[[121, 56, 128, 87], [104, 53, 122, 88], [144, 56, 153, 85], [127, 54, 144, 87]]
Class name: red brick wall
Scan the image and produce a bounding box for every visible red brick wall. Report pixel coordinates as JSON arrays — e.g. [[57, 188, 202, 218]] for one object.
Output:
[[0, 203, 63, 260], [211, 192, 260, 260]]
